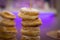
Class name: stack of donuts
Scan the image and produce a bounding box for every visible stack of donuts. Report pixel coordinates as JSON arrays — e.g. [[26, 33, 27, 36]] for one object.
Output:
[[18, 8, 42, 40], [0, 11, 17, 40]]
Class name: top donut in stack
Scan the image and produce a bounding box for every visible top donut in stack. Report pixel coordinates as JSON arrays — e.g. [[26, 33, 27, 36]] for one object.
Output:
[[0, 11, 16, 27], [0, 11, 16, 20]]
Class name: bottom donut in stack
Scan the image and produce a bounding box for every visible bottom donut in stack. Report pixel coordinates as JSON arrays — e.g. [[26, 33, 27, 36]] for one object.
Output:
[[21, 27, 40, 40], [0, 27, 17, 40], [21, 35, 40, 40], [21, 27, 40, 36]]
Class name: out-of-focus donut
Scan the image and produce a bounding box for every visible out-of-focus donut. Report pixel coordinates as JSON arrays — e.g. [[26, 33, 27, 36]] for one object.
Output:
[[1, 11, 16, 20]]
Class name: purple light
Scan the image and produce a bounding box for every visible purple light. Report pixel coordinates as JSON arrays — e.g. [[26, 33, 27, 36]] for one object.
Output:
[[13, 11, 57, 40], [39, 12, 55, 19], [13, 11, 56, 31]]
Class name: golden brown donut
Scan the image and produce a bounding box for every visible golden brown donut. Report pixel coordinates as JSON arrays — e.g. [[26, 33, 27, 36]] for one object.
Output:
[[18, 13, 38, 20], [0, 11, 16, 20], [22, 18, 38, 21], [0, 27, 17, 39], [22, 27, 40, 31], [21, 35, 40, 40], [20, 7, 39, 16], [0, 27, 16, 32], [1, 19, 15, 26], [21, 19, 42, 27], [21, 29, 40, 37]]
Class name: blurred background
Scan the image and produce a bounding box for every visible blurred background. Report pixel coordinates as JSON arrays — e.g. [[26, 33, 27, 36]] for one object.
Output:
[[0, 0, 57, 12], [0, 0, 60, 40]]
